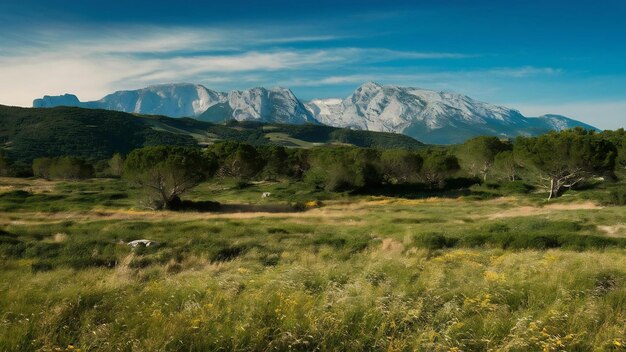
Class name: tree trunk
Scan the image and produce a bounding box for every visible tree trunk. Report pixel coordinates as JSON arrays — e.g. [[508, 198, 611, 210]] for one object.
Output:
[[548, 178, 556, 200]]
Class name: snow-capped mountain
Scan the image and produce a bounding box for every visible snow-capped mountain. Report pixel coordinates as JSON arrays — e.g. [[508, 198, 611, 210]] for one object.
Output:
[[33, 83, 224, 117], [306, 82, 524, 131], [224, 87, 315, 124], [33, 82, 597, 144], [305, 82, 597, 143], [92, 84, 226, 117], [34, 83, 316, 125]]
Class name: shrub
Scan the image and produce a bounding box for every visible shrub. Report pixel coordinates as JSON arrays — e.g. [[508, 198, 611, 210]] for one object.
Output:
[[211, 245, 247, 262], [32, 157, 94, 180], [499, 181, 534, 194], [414, 232, 458, 249], [31, 260, 55, 273], [604, 189, 626, 205]]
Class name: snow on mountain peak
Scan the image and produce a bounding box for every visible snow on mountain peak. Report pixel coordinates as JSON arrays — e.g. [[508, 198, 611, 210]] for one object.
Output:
[[304, 83, 589, 143], [32, 82, 595, 144]]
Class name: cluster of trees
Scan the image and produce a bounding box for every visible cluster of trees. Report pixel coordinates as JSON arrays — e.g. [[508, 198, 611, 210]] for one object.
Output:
[[0, 152, 31, 177], [29, 154, 125, 180], [456, 129, 619, 199], [32, 157, 95, 180], [202, 141, 462, 191], [514, 130, 616, 199], [120, 143, 464, 208], [14, 127, 625, 208]]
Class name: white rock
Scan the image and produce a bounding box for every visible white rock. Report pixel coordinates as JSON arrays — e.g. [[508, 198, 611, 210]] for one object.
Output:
[[127, 239, 159, 248]]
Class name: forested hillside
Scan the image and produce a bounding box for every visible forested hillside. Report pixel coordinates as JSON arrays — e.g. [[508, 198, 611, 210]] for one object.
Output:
[[0, 105, 424, 163]]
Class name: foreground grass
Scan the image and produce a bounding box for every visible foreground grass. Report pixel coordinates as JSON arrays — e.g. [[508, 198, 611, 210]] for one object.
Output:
[[1, 177, 625, 351]]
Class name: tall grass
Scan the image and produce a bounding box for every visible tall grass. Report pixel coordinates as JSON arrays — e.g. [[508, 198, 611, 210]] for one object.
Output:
[[1, 177, 625, 351]]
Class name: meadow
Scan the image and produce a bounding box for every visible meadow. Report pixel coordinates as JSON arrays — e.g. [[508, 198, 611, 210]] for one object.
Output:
[[1, 177, 626, 351]]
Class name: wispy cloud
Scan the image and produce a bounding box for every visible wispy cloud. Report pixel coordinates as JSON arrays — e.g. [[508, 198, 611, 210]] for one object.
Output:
[[285, 66, 562, 87], [487, 66, 562, 78], [0, 25, 471, 106]]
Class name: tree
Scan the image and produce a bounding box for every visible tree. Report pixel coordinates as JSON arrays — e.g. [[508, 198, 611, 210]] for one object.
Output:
[[124, 146, 216, 210], [49, 157, 94, 180], [304, 147, 381, 192], [420, 151, 460, 187], [108, 153, 124, 177], [258, 145, 289, 180], [599, 128, 626, 172], [286, 149, 310, 180], [514, 129, 616, 199], [32, 157, 54, 179], [0, 153, 9, 177], [209, 142, 263, 180], [379, 149, 423, 184], [492, 150, 520, 181], [458, 136, 511, 181]]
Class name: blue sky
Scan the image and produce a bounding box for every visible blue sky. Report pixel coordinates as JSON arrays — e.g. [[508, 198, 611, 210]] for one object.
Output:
[[0, 0, 624, 129]]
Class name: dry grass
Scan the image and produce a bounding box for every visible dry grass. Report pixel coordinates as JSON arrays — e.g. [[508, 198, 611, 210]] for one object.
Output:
[[1, 177, 625, 351]]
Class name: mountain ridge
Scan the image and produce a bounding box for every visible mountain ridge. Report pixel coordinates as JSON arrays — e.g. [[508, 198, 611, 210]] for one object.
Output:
[[33, 82, 597, 144]]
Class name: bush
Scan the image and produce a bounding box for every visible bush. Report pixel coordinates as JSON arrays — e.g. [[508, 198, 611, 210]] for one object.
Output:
[[414, 233, 458, 250], [500, 181, 534, 194], [604, 189, 626, 205], [31, 260, 55, 273], [32, 157, 94, 180], [210, 245, 247, 262]]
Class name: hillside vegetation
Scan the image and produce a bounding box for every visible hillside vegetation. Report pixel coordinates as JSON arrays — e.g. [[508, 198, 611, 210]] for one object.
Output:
[[0, 175, 625, 351], [0, 104, 625, 351], [0, 105, 424, 163]]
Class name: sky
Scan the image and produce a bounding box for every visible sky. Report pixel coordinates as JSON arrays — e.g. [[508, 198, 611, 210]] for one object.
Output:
[[0, 0, 624, 129]]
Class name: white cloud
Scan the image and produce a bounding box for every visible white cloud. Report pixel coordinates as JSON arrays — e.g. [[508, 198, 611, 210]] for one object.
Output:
[[0, 25, 470, 106], [487, 66, 562, 78], [285, 67, 561, 87]]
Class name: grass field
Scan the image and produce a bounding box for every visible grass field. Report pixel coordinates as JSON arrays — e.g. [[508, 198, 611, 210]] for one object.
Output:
[[1, 177, 626, 351]]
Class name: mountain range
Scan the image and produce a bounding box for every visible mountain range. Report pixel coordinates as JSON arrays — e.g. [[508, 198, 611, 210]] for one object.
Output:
[[33, 82, 597, 144]]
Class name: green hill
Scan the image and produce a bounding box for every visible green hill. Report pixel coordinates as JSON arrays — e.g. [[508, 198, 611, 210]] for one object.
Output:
[[0, 105, 424, 162]]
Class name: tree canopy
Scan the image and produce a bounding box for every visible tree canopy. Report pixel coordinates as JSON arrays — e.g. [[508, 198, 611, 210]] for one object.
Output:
[[123, 146, 216, 209], [457, 136, 511, 181], [514, 129, 616, 199]]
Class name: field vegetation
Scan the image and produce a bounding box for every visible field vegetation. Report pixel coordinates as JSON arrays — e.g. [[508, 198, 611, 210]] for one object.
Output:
[[0, 128, 625, 351]]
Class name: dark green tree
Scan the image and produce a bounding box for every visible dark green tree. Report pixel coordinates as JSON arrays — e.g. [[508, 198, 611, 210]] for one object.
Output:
[[304, 147, 381, 191], [209, 141, 263, 180], [420, 151, 461, 187], [514, 129, 616, 199], [32, 157, 54, 179], [286, 149, 310, 180], [0, 152, 9, 177], [258, 145, 289, 180], [599, 128, 626, 172], [379, 149, 423, 184], [124, 146, 216, 210], [492, 150, 520, 181], [49, 157, 94, 180], [457, 136, 511, 181], [108, 153, 124, 177]]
